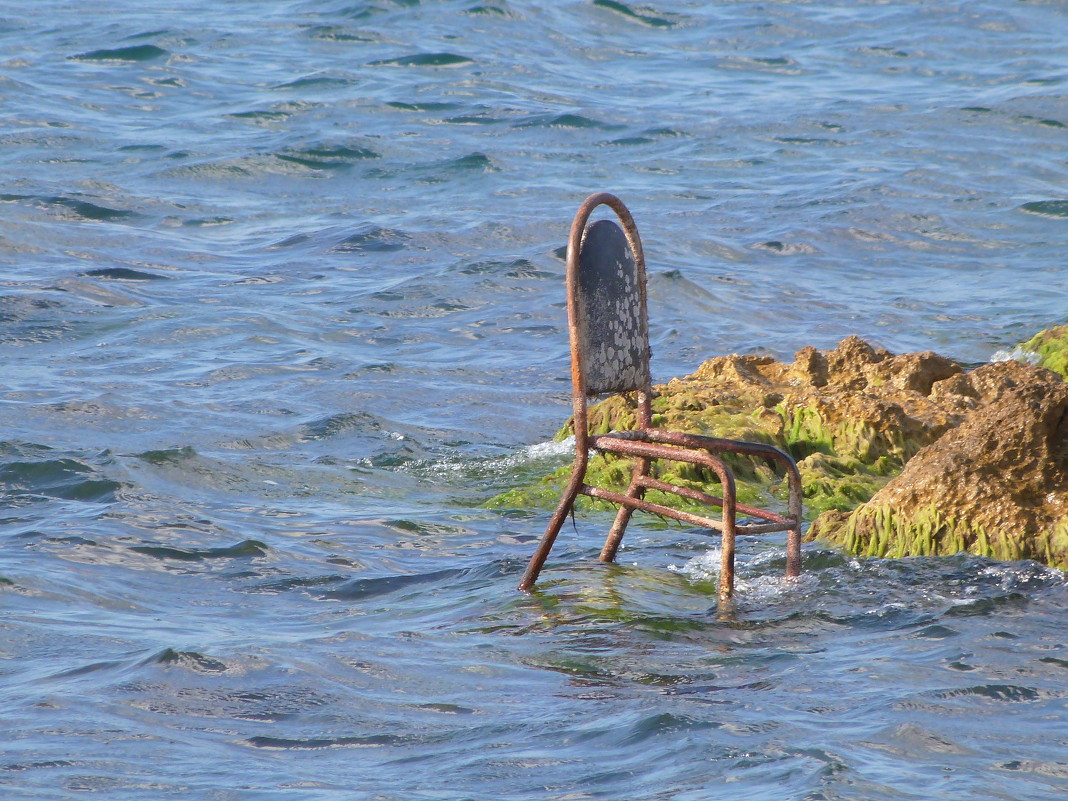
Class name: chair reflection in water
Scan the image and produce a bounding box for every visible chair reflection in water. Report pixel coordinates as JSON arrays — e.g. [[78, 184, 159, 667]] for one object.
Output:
[[517, 193, 802, 600]]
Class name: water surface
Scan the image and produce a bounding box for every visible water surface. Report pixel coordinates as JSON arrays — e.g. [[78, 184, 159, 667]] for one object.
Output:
[[2, 1, 1067, 798]]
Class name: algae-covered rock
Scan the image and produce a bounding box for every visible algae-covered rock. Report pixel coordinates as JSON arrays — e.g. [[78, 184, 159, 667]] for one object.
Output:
[[1016, 325, 1068, 379], [810, 360, 1068, 569], [495, 329, 1068, 570], [492, 336, 971, 518]]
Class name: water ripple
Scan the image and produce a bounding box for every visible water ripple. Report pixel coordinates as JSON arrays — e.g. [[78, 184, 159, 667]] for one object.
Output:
[[4, 1, 1068, 798]]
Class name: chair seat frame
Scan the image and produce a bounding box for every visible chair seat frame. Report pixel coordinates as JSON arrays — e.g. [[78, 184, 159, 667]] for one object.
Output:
[[517, 193, 802, 600]]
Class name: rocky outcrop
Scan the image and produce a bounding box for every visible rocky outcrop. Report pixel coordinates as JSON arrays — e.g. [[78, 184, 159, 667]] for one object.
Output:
[[491, 332, 1068, 570], [492, 336, 974, 517], [558, 335, 975, 516], [811, 360, 1068, 568]]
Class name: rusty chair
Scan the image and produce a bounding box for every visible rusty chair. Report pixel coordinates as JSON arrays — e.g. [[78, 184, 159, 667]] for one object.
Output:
[[517, 193, 802, 600]]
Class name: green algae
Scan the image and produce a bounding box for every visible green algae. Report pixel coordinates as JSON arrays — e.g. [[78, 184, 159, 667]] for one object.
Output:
[[814, 503, 1068, 569], [1043, 520, 1068, 569], [572, 390, 782, 452], [831, 504, 964, 559], [778, 402, 934, 466], [1019, 326, 1068, 379], [795, 453, 892, 516], [488, 390, 917, 520]]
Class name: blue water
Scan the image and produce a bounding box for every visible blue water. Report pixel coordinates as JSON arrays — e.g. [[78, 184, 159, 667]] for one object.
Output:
[[3, 1, 1068, 798]]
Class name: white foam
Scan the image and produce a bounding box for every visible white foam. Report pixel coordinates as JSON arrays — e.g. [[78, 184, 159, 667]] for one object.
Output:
[[668, 547, 723, 582], [406, 436, 574, 478], [521, 436, 575, 460], [989, 346, 1041, 366], [735, 572, 817, 601], [481, 436, 575, 472], [669, 547, 818, 600]]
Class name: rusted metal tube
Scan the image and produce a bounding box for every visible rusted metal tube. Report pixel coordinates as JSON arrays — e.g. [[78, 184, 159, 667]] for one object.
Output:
[[595, 427, 803, 584], [785, 457, 803, 578], [582, 485, 725, 531], [595, 428, 796, 467], [591, 436, 720, 465], [717, 468, 737, 601], [599, 454, 650, 563], [517, 450, 589, 591], [736, 521, 799, 535], [586, 482, 795, 539], [633, 475, 794, 526]]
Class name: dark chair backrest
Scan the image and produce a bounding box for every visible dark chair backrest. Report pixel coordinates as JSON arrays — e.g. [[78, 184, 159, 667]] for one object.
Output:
[[567, 194, 651, 397], [574, 220, 651, 395]]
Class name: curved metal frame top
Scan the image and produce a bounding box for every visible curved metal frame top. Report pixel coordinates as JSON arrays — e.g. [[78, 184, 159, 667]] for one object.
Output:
[[566, 193, 649, 452]]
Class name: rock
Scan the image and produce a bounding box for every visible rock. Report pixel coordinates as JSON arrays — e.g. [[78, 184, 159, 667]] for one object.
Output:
[[823, 335, 889, 390], [491, 336, 970, 519], [810, 360, 1068, 569], [865, 350, 961, 394], [790, 346, 828, 387], [1017, 325, 1068, 379], [490, 333, 1068, 570]]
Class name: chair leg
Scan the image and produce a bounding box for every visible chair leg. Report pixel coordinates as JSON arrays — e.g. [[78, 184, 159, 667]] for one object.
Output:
[[714, 464, 738, 602], [599, 456, 649, 563], [785, 460, 803, 579], [718, 509, 736, 601], [598, 504, 636, 564], [786, 525, 801, 579], [517, 465, 587, 591]]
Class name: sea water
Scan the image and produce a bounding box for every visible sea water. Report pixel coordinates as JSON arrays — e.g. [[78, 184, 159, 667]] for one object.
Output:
[[2, 1, 1067, 798]]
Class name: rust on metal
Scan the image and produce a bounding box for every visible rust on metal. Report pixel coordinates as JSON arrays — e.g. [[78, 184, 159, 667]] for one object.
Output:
[[517, 192, 803, 600], [633, 475, 792, 526], [584, 486, 729, 532]]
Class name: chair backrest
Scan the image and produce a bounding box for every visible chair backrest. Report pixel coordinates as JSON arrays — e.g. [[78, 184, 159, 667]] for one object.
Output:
[[567, 194, 650, 397]]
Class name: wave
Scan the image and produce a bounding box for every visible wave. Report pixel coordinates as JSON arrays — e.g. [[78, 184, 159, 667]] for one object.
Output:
[[1020, 200, 1068, 218], [245, 734, 408, 749], [128, 539, 268, 562], [0, 448, 121, 504], [401, 437, 574, 483], [1, 193, 139, 223], [274, 143, 380, 170], [368, 53, 473, 68], [593, 0, 680, 28], [84, 267, 168, 281], [331, 225, 410, 253], [514, 112, 613, 130], [70, 44, 168, 62], [148, 648, 229, 673]]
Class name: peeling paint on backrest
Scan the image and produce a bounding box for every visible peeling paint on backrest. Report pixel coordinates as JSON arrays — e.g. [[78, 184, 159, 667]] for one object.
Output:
[[575, 218, 650, 395]]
